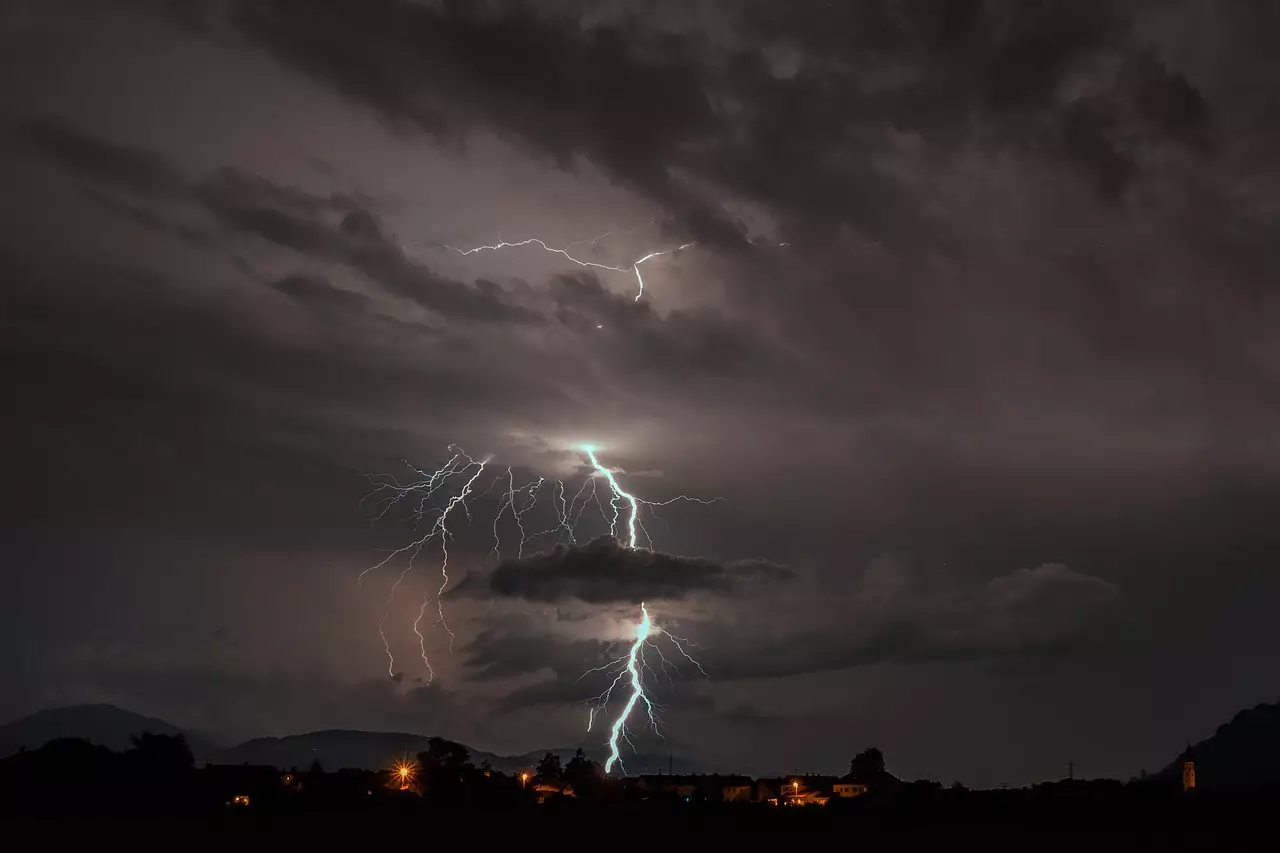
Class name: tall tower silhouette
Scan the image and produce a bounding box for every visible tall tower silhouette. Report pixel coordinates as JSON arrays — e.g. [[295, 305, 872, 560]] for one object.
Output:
[[1180, 745, 1196, 792]]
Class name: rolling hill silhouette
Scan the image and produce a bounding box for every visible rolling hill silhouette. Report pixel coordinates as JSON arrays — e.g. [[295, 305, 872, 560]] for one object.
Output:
[[1160, 699, 1280, 790], [0, 705, 698, 775], [0, 704, 219, 758]]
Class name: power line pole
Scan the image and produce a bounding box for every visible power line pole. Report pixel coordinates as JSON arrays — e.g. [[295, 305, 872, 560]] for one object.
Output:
[[1067, 760, 1075, 780]]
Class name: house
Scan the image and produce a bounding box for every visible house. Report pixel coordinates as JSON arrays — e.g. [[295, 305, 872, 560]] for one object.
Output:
[[833, 772, 871, 798], [756, 777, 787, 805], [633, 773, 754, 802], [532, 778, 575, 803], [636, 774, 699, 799], [720, 776, 754, 802], [784, 774, 837, 806]]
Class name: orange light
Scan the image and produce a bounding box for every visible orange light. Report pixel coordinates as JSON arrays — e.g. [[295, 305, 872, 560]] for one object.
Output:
[[390, 759, 418, 789]]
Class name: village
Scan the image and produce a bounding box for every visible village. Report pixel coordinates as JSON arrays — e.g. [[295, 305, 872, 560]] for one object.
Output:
[[525, 770, 873, 806]]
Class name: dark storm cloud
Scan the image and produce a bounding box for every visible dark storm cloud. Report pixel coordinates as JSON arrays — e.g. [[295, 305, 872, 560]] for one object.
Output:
[[458, 535, 793, 604], [16, 118, 186, 195], [4, 117, 793, 554], [728, 1, 1217, 216], [488, 674, 716, 716], [272, 273, 375, 315], [718, 703, 780, 727], [204, 0, 737, 246], [461, 559, 1121, 692], [0, 247, 572, 551], [135, 0, 1280, 440], [707, 561, 1121, 681], [462, 628, 612, 684], [164, 0, 1223, 242], [18, 119, 536, 324], [460, 625, 615, 714], [18, 119, 784, 385], [545, 272, 776, 380], [7, 0, 1280, 786]]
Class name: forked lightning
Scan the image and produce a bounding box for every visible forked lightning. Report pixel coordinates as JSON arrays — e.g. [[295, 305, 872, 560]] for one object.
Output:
[[362, 444, 717, 772]]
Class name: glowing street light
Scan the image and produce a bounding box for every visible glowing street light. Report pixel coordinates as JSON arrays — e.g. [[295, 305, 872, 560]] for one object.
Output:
[[390, 759, 417, 791]]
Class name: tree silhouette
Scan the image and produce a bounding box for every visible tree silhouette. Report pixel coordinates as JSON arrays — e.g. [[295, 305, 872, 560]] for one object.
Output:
[[536, 752, 564, 781], [850, 747, 886, 778], [120, 732, 194, 807], [0, 738, 119, 812], [565, 748, 603, 799], [126, 732, 194, 775], [422, 737, 472, 775], [417, 737, 473, 804]]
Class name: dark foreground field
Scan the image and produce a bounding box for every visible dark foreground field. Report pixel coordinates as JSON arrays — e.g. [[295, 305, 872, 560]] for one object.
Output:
[[7, 807, 1273, 852]]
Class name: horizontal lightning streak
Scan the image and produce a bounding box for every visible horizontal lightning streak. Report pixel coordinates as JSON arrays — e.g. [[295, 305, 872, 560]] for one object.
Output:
[[442, 235, 694, 302]]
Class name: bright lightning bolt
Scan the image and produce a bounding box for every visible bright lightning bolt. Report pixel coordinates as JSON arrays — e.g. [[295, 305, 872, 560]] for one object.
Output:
[[581, 598, 707, 776], [442, 234, 694, 302], [629, 244, 695, 302], [574, 446, 717, 776], [362, 443, 717, 772], [585, 446, 640, 548], [584, 445, 722, 551], [604, 602, 655, 775]]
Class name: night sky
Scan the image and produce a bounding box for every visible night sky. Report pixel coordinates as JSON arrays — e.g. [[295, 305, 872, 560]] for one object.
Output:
[[4, 1, 1280, 787]]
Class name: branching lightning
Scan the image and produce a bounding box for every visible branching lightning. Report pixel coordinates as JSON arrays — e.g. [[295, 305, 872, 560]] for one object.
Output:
[[602, 602, 655, 775], [585, 445, 721, 551], [579, 600, 708, 775], [361, 447, 490, 681], [362, 444, 718, 773], [442, 233, 694, 302]]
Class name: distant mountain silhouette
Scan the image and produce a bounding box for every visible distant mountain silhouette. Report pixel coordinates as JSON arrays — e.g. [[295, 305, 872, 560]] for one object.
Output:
[[1160, 699, 1280, 790], [0, 704, 218, 758], [1, 705, 703, 774], [211, 729, 525, 772], [210, 730, 696, 775]]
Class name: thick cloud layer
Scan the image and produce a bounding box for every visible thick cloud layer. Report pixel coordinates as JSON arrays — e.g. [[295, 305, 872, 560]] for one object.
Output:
[[3, 0, 1280, 785], [463, 535, 793, 604]]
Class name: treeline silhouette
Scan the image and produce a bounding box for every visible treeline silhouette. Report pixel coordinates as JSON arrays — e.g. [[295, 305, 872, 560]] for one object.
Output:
[[2, 731, 1277, 836]]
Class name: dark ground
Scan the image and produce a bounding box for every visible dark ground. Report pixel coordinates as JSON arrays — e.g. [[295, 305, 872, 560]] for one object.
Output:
[[6, 809, 1271, 852]]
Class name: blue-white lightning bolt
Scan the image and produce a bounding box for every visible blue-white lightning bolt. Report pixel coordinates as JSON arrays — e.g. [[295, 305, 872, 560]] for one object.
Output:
[[577, 444, 718, 775], [603, 602, 655, 774], [362, 443, 717, 771]]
